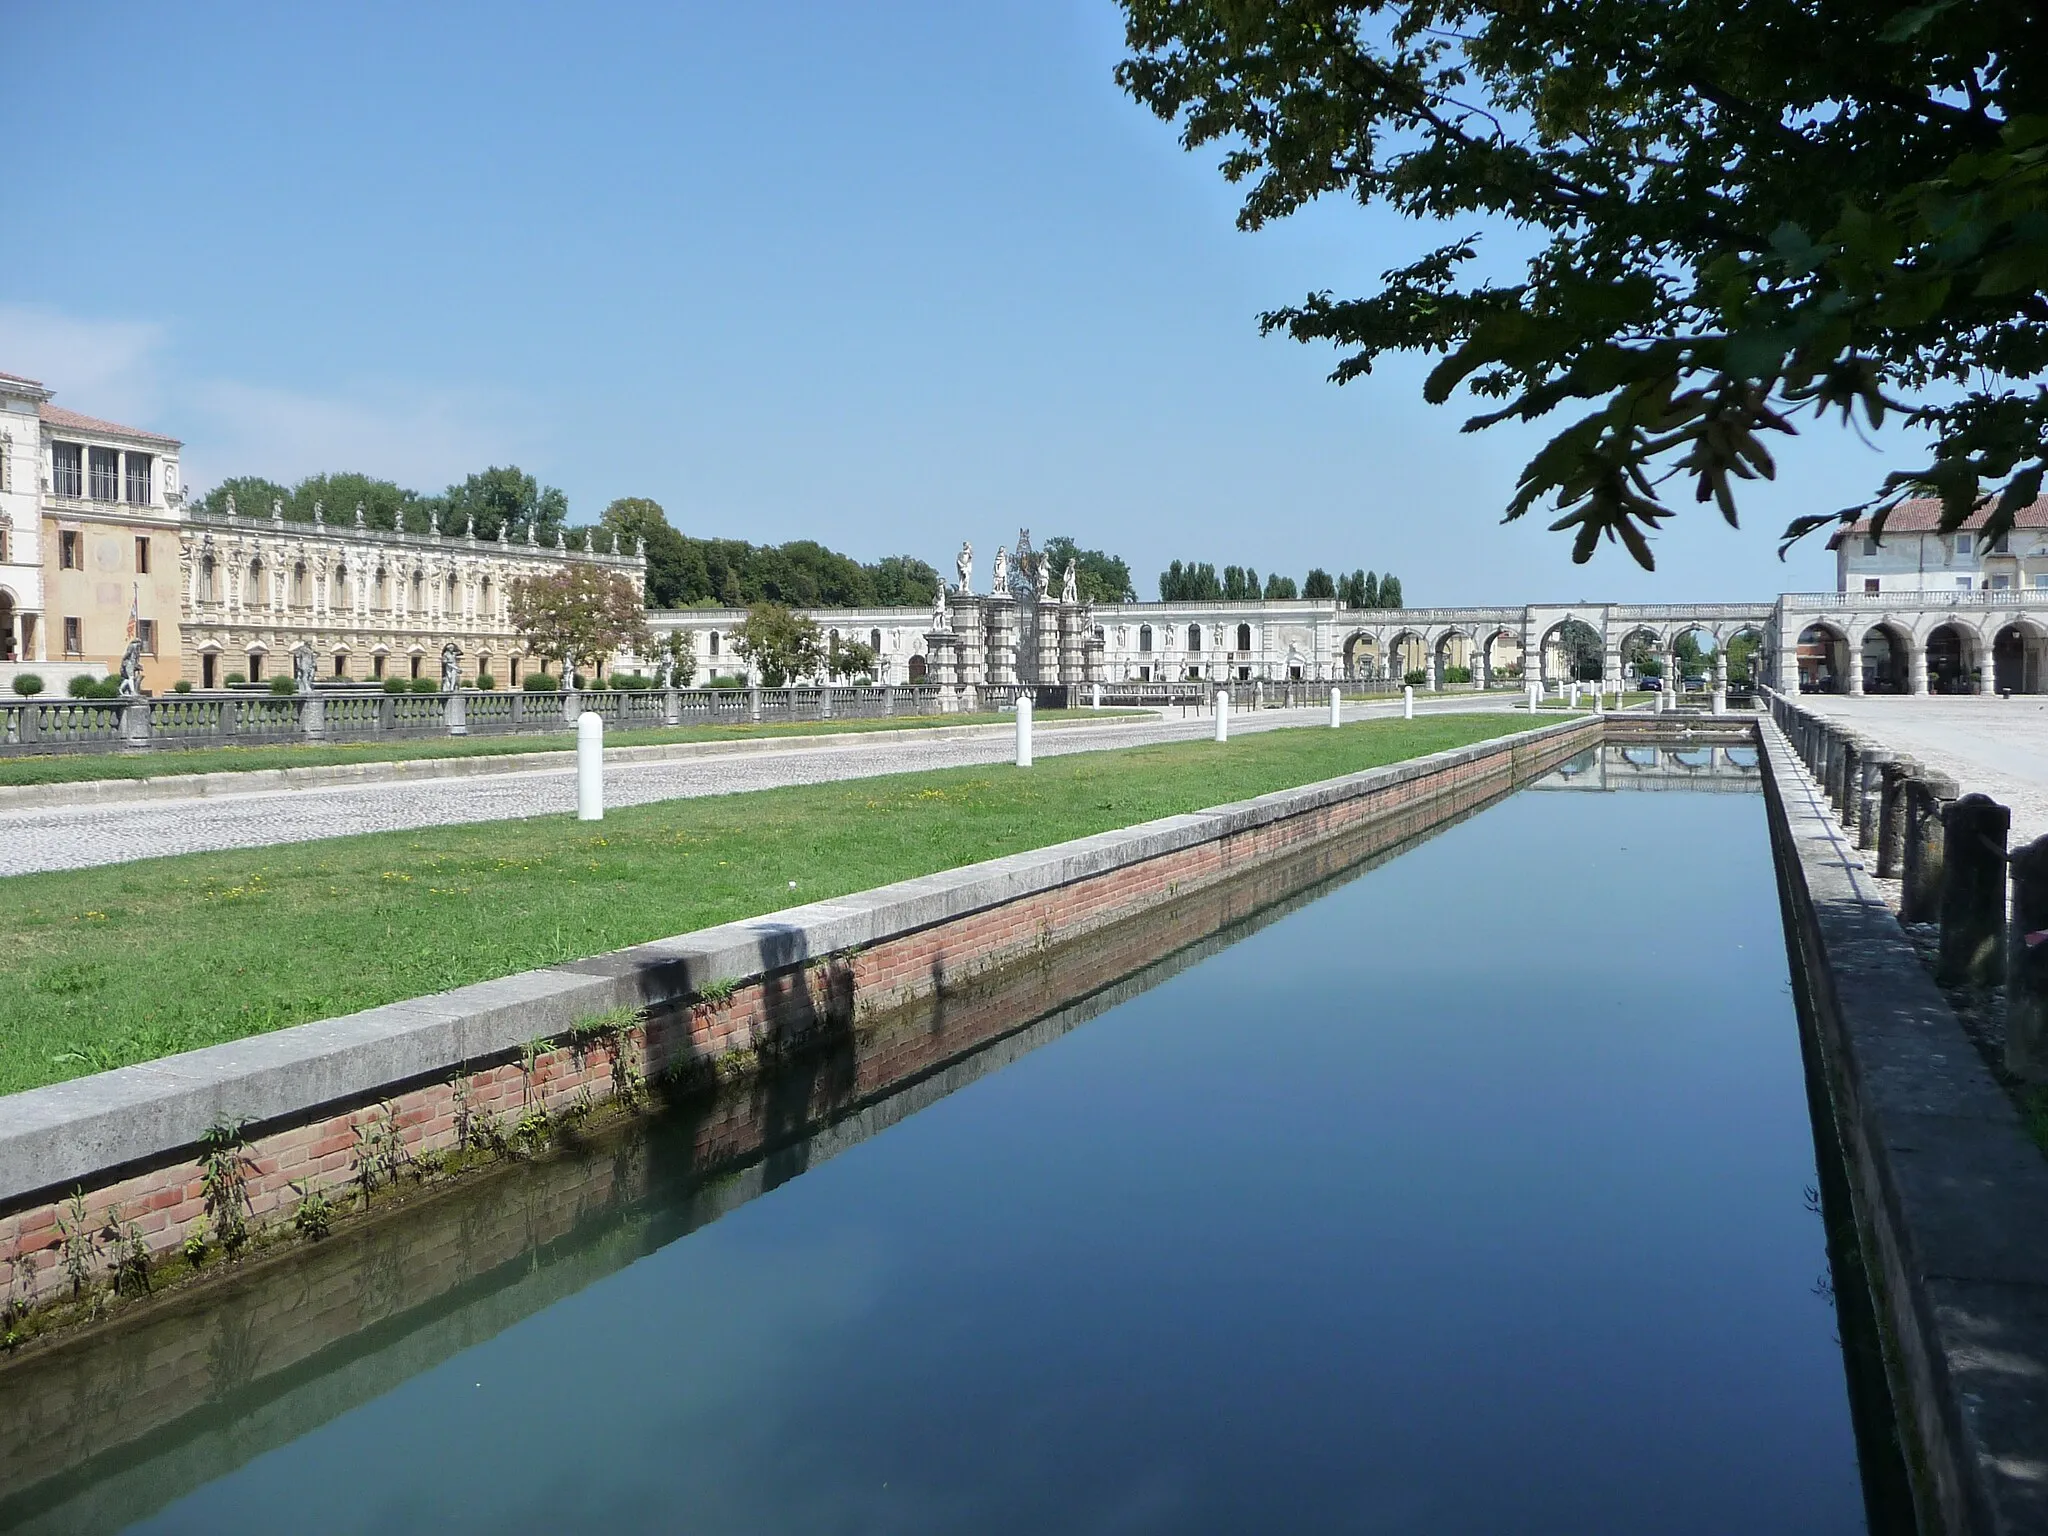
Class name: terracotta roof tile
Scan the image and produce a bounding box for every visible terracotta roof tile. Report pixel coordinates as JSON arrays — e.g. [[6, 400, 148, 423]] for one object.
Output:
[[1826, 496, 2048, 548], [0, 369, 46, 388], [37, 402, 179, 447]]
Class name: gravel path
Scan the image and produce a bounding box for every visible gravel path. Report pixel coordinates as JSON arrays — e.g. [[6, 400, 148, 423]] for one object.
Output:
[[1792, 694, 2048, 846], [0, 697, 1528, 877]]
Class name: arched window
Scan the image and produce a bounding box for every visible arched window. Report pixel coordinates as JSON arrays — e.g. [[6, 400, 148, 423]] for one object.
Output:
[[1138, 625, 1154, 653], [871, 629, 882, 652], [292, 563, 308, 606], [1188, 624, 1202, 651], [375, 567, 390, 609], [412, 572, 425, 608], [480, 576, 493, 615], [708, 631, 720, 658], [1235, 622, 1252, 651], [446, 574, 458, 612], [202, 556, 217, 602], [247, 651, 264, 682], [332, 651, 348, 679], [332, 564, 348, 607], [246, 559, 264, 606]]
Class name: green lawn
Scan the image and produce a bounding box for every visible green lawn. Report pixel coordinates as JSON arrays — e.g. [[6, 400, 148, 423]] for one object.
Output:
[[0, 709, 1142, 788], [0, 713, 1543, 1095]]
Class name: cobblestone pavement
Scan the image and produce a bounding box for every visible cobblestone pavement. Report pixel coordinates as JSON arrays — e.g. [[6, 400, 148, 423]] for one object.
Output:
[[1792, 693, 2048, 846], [0, 696, 1528, 877]]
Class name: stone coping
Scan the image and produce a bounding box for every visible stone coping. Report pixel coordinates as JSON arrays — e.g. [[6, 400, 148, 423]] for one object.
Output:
[[0, 715, 1592, 1209], [1758, 717, 2048, 1533], [0, 711, 1163, 812]]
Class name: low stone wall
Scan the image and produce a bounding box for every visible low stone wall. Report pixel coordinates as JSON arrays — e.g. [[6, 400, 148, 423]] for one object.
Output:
[[0, 714, 1599, 1317], [1758, 715, 2048, 1533]]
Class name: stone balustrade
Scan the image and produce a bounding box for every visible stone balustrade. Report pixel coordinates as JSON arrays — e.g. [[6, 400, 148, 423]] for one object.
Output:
[[1764, 688, 2048, 1077]]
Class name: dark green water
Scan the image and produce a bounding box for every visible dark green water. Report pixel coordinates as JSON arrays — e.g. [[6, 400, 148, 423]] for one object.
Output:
[[17, 779, 1889, 1533]]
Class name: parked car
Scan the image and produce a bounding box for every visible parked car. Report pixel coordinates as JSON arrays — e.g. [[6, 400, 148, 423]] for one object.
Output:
[[1637, 675, 1663, 692]]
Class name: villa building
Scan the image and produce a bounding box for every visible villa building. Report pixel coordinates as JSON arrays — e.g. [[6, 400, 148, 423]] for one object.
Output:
[[1829, 498, 2048, 595]]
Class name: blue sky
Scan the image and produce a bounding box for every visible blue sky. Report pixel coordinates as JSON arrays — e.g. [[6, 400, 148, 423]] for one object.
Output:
[[5, 1, 1922, 601]]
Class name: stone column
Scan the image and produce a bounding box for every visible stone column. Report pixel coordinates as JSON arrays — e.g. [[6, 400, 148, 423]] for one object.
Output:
[[121, 700, 152, 748], [1847, 637, 1865, 695], [1909, 638, 1929, 695], [664, 688, 681, 726], [1037, 598, 1061, 690], [984, 594, 1015, 687], [301, 695, 325, 741], [1836, 738, 1862, 829], [1901, 771, 1959, 925], [1876, 757, 1915, 878], [1937, 793, 2011, 986], [444, 690, 468, 737], [951, 595, 985, 703], [2007, 834, 2048, 1081], [1855, 746, 1892, 852]]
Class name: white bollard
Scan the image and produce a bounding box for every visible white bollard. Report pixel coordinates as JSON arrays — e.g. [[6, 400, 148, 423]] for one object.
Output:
[[1091, 681, 1102, 709], [1570, 681, 1580, 709], [1329, 686, 1341, 728], [1527, 682, 1540, 712], [576, 710, 604, 820], [1403, 685, 1414, 720], [1016, 692, 1033, 767], [1215, 690, 1229, 742]]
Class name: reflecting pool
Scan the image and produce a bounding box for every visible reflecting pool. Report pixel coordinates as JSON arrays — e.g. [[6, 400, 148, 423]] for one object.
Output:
[[6, 783, 1886, 1533]]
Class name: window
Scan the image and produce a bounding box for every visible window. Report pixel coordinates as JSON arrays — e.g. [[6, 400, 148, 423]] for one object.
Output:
[[201, 653, 217, 689], [1993, 533, 2012, 554], [292, 564, 307, 606], [1138, 625, 1153, 653], [137, 619, 156, 655], [1956, 577, 1974, 590], [2032, 574, 2048, 589], [52, 443, 82, 498], [1862, 536, 1879, 556], [1991, 575, 2013, 590], [870, 629, 882, 652], [88, 447, 119, 501], [409, 653, 421, 680], [135, 536, 151, 574], [1955, 533, 1974, 556], [0, 527, 8, 563], [372, 653, 386, 679], [1235, 622, 1252, 651], [59, 530, 81, 569], [509, 657, 521, 684], [445, 575, 457, 611], [124, 453, 151, 504], [1864, 578, 1880, 595], [63, 617, 81, 654], [248, 653, 263, 682], [1188, 624, 1202, 651], [246, 560, 264, 605], [334, 653, 348, 679], [708, 631, 720, 657]]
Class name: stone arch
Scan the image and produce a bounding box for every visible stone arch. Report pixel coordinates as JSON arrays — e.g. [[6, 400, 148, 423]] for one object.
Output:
[[1432, 627, 1475, 686], [1922, 620, 1978, 693], [908, 654, 928, 683], [1478, 626, 1520, 684], [1341, 630, 1380, 681], [1616, 626, 1663, 682], [0, 587, 15, 663], [1187, 623, 1203, 652], [1137, 623, 1154, 654], [1668, 624, 1717, 692], [1387, 629, 1427, 680], [1722, 624, 1769, 690], [1540, 618, 1604, 684], [1854, 619, 1913, 694], [1992, 618, 2048, 694], [1235, 621, 1253, 652], [1796, 621, 1850, 693]]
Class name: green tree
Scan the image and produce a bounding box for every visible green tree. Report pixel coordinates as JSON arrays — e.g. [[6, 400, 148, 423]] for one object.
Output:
[[869, 555, 943, 607], [443, 466, 568, 543], [1377, 575, 1404, 609], [508, 565, 650, 678], [195, 476, 290, 519], [1362, 571, 1380, 609], [1041, 536, 1137, 602], [1303, 568, 1336, 600], [601, 498, 690, 607], [825, 634, 878, 682], [655, 628, 698, 687], [1726, 631, 1762, 684], [1263, 572, 1298, 599], [1117, 1, 2048, 563], [1159, 560, 1225, 601], [730, 602, 823, 686]]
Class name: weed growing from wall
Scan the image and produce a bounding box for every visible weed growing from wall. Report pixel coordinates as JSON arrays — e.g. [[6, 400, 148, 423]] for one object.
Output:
[[55, 1189, 97, 1299], [197, 1120, 255, 1256]]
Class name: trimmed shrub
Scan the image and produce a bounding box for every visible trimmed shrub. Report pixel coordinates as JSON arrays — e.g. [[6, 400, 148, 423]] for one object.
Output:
[[571, 672, 588, 690], [69, 674, 104, 699], [381, 676, 409, 694], [612, 673, 651, 690], [268, 676, 298, 696], [1442, 665, 1473, 684], [708, 674, 747, 690], [409, 677, 439, 694], [475, 674, 497, 691], [11, 673, 43, 697], [1402, 669, 1428, 687], [224, 672, 247, 687], [172, 679, 193, 694], [522, 673, 560, 692]]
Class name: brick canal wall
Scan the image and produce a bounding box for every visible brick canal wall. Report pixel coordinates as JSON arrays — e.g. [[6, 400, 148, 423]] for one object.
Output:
[[0, 715, 1598, 1318]]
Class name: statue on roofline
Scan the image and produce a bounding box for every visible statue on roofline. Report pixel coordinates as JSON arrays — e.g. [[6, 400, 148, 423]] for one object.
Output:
[[1062, 560, 1078, 605], [955, 540, 973, 595], [991, 545, 1009, 592]]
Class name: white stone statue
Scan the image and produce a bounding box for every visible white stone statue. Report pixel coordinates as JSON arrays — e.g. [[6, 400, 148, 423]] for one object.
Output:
[[499, 522, 510, 546], [293, 646, 317, 695], [932, 584, 948, 631], [1033, 551, 1050, 600], [440, 642, 462, 692], [956, 541, 973, 595], [528, 521, 539, 547], [635, 535, 646, 558], [610, 530, 621, 556], [992, 545, 1009, 592], [271, 498, 284, 523], [312, 501, 324, 527], [556, 526, 567, 551], [118, 637, 144, 697], [429, 511, 440, 536], [225, 493, 238, 517], [355, 502, 366, 528], [1062, 560, 1078, 605], [464, 513, 476, 540]]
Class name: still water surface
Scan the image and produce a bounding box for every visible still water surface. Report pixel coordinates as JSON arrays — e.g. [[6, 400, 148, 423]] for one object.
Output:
[[85, 781, 1870, 1532]]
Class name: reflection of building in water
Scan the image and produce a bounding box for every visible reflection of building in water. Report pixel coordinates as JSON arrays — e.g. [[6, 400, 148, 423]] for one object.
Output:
[[1532, 743, 1762, 793]]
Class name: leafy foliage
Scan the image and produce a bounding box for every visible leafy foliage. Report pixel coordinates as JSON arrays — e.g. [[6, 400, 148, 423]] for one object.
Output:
[[196, 466, 569, 539], [1117, 0, 2048, 562], [1161, 560, 1226, 600], [730, 602, 824, 686], [509, 565, 651, 674], [601, 497, 943, 610], [1041, 536, 1139, 602]]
